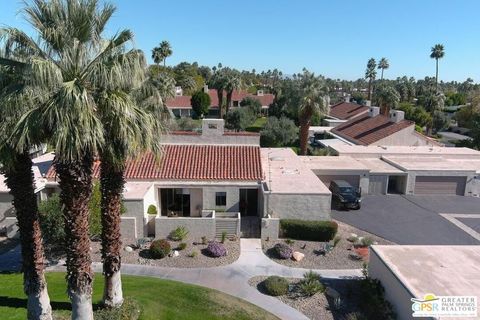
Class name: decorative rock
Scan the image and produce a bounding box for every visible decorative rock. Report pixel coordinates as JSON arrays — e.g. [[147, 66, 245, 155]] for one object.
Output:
[[350, 233, 358, 238], [173, 250, 179, 257], [124, 246, 133, 252], [325, 286, 340, 299], [292, 251, 305, 261]]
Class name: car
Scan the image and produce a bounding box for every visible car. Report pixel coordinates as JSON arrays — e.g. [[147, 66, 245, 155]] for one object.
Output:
[[329, 180, 362, 210]]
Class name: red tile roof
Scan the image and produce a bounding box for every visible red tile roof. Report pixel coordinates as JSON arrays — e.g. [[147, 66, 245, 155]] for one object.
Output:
[[331, 114, 414, 145], [329, 102, 369, 120], [46, 145, 263, 181], [166, 90, 274, 109]]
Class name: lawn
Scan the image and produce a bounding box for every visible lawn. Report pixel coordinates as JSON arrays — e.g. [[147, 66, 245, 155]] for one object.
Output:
[[246, 117, 267, 132], [0, 272, 278, 320]]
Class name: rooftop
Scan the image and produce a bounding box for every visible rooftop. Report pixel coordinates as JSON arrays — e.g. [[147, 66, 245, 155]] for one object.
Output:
[[300, 156, 368, 172], [47, 145, 263, 182], [371, 245, 480, 299], [383, 155, 480, 172], [331, 114, 414, 145], [329, 101, 369, 120], [354, 157, 405, 174], [261, 148, 330, 194], [332, 145, 480, 159], [123, 181, 154, 200]]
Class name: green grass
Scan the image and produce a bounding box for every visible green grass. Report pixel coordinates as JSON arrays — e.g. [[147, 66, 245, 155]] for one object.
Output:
[[0, 272, 278, 320], [246, 117, 267, 132]]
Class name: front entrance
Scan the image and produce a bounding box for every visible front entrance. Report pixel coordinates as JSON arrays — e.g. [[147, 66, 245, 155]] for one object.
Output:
[[160, 188, 190, 217], [239, 189, 258, 216]]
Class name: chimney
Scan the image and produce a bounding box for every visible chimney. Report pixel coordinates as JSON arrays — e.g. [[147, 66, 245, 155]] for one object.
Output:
[[389, 110, 405, 123], [202, 119, 224, 136], [257, 89, 264, 96], [203, 84, 209, 93], [344, 94, 351, 103], [364, 100, 371, 107], [368, 106, 380, 118], [175, 86, 183, 96]]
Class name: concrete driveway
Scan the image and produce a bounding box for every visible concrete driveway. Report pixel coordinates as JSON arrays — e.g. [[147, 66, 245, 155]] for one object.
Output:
[[332, 195, 480, 245]]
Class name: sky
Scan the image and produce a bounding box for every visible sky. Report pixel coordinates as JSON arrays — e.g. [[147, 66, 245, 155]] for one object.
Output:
[[1, 0, 479, 82]]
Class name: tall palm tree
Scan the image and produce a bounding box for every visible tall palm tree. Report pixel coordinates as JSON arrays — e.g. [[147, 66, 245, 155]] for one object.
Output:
[[209, 68, 227, 118], [298, 69, 329, 155], [430, 44, 445, 92], [152, 41, 172, 67], [0, 64, 53, 320], [4, 1, 136, 318], [151, 46, 162, 67], [224, 69, 242, 113], [378, 57, 389, 80], [365, 58, 377, 100], [373, 84, 400, 116]]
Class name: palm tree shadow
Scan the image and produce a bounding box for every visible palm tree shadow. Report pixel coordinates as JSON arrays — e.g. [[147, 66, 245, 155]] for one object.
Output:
[[0, 296, 71, 310]]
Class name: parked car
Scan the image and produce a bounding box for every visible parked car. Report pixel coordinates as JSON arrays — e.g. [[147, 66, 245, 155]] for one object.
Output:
[[329, 180, 362, 210]]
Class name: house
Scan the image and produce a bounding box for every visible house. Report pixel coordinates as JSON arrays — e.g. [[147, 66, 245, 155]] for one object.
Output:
[[325, 100, 369, 127], [369, 245, 480, 320], [330, 106, 440, 147], [166, 86, 275, 117]]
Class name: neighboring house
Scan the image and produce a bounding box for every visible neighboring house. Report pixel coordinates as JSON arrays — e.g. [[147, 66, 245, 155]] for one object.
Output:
[[330, 106, 440, 147], [326, 100, 369, 127], [166, 86, 274, 117], [369, 245, 480, 320]]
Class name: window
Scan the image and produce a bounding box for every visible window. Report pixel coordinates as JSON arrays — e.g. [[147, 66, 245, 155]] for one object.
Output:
[[215, 192, 226, 206]]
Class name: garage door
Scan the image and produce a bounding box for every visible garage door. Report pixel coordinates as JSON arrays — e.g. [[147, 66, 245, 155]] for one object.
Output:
[[369, 175, 388, 195], [318, 175, 359, 188], [414, 176, 466, 195]]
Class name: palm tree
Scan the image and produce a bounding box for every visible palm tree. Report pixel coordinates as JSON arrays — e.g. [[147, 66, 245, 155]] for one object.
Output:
[[224, 69, 242, 113], [378, 57, 389, 80], [298, 69, 329, 155], [151, 41, 172, 67], [151, 46, 162, 66], [0, 65, 53, 320], [365, 58, 377, 100], [430, 44, 445, 92], [209, 68, 227, 118], [4, 1, 136, 317], [373, 84, 400, 116]]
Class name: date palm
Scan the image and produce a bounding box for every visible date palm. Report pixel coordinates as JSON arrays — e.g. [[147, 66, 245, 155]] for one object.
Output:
[[0, 64, 53, 320], [378, 57, 389, 80], [224, 69, 242, 113], [430, 44, 445, 92], [3, 1, 137, 318], [152, 40, 172, 67], [365, 58, 377, 100], [373, 83, 400, 116], [209, 68, 227, 118], [298, 69, 329, 155]]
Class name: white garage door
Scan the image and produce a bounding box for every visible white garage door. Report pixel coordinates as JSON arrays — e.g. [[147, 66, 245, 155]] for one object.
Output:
[[318, 175, 360, 188], [369, 175, 388, 195], [414, 176, 466, 195]]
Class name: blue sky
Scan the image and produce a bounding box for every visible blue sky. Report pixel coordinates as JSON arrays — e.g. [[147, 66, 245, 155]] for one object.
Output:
[[1, 0, 479, 81]]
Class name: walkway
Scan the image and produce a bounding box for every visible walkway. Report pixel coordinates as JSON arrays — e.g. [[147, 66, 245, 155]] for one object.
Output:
[[2, 239, 362, 319]]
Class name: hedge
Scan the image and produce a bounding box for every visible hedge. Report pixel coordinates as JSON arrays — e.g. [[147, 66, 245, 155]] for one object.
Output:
[[279, 219, 338, 241]]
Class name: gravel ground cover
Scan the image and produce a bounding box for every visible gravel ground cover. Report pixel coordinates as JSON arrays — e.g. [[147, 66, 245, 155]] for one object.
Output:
[[249, 276, 363, 320], [89, 237, 240, 268], [262, 220, 394, 269]]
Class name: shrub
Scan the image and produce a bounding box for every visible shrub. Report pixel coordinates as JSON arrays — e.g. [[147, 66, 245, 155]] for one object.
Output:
[[191, 90, 211, 118], [280, 219, 338, 241], [188, 250, 198, 258], [147, 204, 157, 215], [178, 242, 187, 251], [358, 278, 396, 320], [299, 271, 324, 296], [94, 297, 141, 320], [333, 236, 342, 247], [150, 239, 171, 259], [357, 237, 374, 247], [39, 194, 65, 246], [273, 243, 293, 259], [201, 236, 208, 245], [206, 241, 227, 257], [303, 270, 321, 282], [169, 226, 189, 241], [263, 276, 289, 296], [221, 231, 227, 244], [284, 239, 295, 245]]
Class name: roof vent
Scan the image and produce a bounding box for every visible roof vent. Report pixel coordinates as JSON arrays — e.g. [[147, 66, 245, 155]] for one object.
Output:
[[269, 156, 284, 161], [257, 90, 264, 96], [344, 94, 351, 103], [389, 110, 405, 123], [368, 106, 380, 118], [364, 100, 371, 107]]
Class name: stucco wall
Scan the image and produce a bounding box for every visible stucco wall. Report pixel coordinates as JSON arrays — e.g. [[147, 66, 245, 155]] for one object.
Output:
[[120, 217, 137, 241], [404, 170, 474, 196], [202, 186, 241, 212], [189, 188, 203, 216], [122, 199, 145, 238], [369, 248, 415, 320], [375, 126, 434, 147], [261, 218, 280, 240], [142, 185, 157, 218], [155, 217, 215, 240], [264, 193, 331, 220]]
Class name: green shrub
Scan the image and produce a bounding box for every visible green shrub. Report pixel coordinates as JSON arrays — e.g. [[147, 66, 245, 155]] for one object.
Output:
[[150, 239, 171, 259], [147, 204, 157, 215], [39, 194, 65, 246], [280, 219, 338, 241], [263, 276, 289, 296], [333, 236, 342, 247], [299, 271, 324, 296], [303, 270, 321, 282], [178, 242, 187, 251], [201, 236, 207, 245], [188, 250, 198, 258], [94, 298, 141, 320], [358, 277, 396, 320], [357, 237, 374, 247], [221, 231, 227, 243], [169, 226, 189, 241], [284, 239, 295, 245]]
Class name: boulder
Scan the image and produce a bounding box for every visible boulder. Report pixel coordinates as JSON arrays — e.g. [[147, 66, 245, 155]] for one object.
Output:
[[292, 251, 305, 262], [325, 287, 340, 299], [173, 250, 179, 257], [124, 246, 133, 252]]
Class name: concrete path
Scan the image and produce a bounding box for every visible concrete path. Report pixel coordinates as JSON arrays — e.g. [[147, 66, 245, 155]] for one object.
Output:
[[45, 239, 361, 320]]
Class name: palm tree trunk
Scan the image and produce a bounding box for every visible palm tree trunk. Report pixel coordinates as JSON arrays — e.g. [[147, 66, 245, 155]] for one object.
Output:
[[217, 91, 224, 118], [55, 155, 94, 320], [99, 160, 124, 308], [435, 58, 439, 93], [226, 91, 233, 114], [4, 151, 52, 320], [299, 117, 311, 155], [367, 79, 372, 100], [381, 69, 384, 81]]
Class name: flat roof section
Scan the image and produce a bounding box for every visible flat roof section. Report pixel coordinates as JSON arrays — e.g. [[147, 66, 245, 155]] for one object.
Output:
[[261, 148, 330, 194], [383, 156, 480, 172], [354, 158, 405, 174], [333, 145, 480, 158], [371, 245, 480, 300], [123, 182, 154, 200], [300, 156, 369, 172]]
